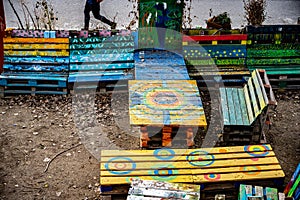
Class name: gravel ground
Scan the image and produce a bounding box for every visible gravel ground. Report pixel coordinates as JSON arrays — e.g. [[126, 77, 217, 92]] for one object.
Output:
[[0, 90, 299, 199]]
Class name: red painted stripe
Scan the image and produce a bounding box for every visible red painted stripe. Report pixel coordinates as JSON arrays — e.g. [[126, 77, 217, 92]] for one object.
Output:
[[183, 34, 247, 42]]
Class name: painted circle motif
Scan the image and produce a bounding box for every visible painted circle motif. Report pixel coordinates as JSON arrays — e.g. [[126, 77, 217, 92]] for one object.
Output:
[[149, 164, 178, 182], [186, 150, 215, 167], [154, 148, 175, 160], [244, 145, 270, 157], [204, 173, 221, 181], [240, 166, 261, 176], [104, 157, 136, 175]]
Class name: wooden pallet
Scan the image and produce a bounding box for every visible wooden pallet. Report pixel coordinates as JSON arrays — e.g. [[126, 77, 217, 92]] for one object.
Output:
[[100, 145, 285, 199], [1, 37, 69, 96], [68, 35, 134, 89], [219, 69, 276, 144], [183, 34, 249, 86], [134, 50, 190, 80]]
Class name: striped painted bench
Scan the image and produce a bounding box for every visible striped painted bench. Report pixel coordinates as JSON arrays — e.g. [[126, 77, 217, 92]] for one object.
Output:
[[68, 35, 134, 92], [219, 69, 276, 144], [246, 25, 300, 89], [0, 37, 69, 96], [100, 145, 285, 199], [183, 34, 250, 86]]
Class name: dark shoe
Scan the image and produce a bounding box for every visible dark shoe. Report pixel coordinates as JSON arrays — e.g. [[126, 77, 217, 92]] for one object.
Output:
[[111, 22, 117, 30]]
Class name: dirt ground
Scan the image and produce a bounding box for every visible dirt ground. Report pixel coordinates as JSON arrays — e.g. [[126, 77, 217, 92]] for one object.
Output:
[[0, 90, 299, 200]]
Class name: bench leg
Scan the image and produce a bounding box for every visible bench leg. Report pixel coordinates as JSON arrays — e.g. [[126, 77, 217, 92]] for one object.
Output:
[[162, 126, 172, 147], [140, 126, 150, 148]]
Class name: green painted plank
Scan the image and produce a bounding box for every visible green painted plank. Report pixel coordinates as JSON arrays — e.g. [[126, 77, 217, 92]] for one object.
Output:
[[226, 88, 237, 125], [247, 49, 300, 58], [220, 87, 230, 125], [248, 78, 260, 119], [238, 88, 250, 125], [244, 85, 254, 124], [252, 70, 266, 111], [247, 65, 300, 75], [247, 58, 300, 66], [248, 44, 300, 51], [232, 88, 243, 125]]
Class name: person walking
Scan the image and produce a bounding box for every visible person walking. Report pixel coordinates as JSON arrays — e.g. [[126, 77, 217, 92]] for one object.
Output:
[[84, 0, 116, 30]]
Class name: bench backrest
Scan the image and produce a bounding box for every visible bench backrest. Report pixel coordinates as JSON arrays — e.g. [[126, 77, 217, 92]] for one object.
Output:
[[220, 69, 275, 126]]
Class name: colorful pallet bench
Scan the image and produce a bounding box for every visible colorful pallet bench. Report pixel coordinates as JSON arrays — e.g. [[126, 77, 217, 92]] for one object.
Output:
[[68, 35, 134, 91], [239, 184, 285, 200], [128, 80, 207, 147], [246, 25, 300, 89], [0, 38, 69, 96], [284, 163, 300, 200], [219, 69, 276, 144], [183, 34, 249, 86], [127, 179, 200, 200], [100, 145, 285, 199], [134, 50, 190, 80]]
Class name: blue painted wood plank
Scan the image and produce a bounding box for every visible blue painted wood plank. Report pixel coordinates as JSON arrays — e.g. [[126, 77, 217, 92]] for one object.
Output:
[[4, 56, 69, 64], [4, 64, 69, 72], [70, 63, 134, 71], [68, 74, 133, 82], [135, 71, 190, 80], [70, 43, 134, 50], [220, 87, 230, 125], [70, 48, 134, 55], [232, 88, 243, 125], [70, 53, 133, 63], [226, 88, 237, 125], [3, 90, 67, 95], [237, 88, 250, 125]]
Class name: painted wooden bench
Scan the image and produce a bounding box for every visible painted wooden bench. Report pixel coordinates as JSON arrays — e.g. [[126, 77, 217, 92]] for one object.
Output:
[[129, 80, 207, 148], [219, 69, 276, 144], [0, 37, 69, 96], [100, 145, 284, 199], [246, 25, 300, 89], [183, 34, 250, 86], [68, 34, 134, 92], [135, 50, 190, 80]]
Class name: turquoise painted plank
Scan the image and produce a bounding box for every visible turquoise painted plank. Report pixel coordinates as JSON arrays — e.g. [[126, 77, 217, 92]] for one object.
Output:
[[70, 48, 134, 55], [4, 56, 69, 64], [69, 42, 134, 50], [70, 63, 134, 71], [226, 88, 237, 125], [248, 65, 300, 75], [220, 87, 230, 126], [232, 88, 243, 125], [70, 53, 133, 62], [4, 64, 69, 72], [0, 75, 67, 81], [238, 88, 250, 125], [69, 36, 133, 44], [3, 90, 67, 95]]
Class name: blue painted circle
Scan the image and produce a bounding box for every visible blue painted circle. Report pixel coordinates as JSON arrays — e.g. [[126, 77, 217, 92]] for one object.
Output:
[[105, 157, 136, 175], [154, 148, 175, 160], [186, 150, 215, 167], [244, 145, 270, 157]]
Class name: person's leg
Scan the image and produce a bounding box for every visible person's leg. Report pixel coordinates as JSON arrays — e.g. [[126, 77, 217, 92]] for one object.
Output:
[[84, 2, 91, 29], [91, 4, 115, 27]]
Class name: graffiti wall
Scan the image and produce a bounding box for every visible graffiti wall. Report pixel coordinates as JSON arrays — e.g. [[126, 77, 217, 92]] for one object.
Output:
[[138, 0, 184, 51]]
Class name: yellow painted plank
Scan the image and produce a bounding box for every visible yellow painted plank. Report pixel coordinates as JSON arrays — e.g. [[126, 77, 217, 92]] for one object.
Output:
[[252, 70, 266, 111], [4, 43, 69, 50], [248, 78, 260, 118], [4, 50, 69, 57], [100, 175, 194, 185], [100, 156, 280, 171], [255, 69, 269, 105], [192, 170, 285, 183], [100, 164, 282, 177], [101, 145, 273, 156], [100, 151, 275, 162], [243, 84, 254, 123], [4, 38, 69, 44]]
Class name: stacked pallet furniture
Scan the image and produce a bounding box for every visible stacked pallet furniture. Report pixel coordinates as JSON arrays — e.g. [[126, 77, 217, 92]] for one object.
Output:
[[100, 145, 285, 200], [246, 25, 300, 89], [68, 32, 134, 92], [0, 33, 69, 96], [129, 80, 207, 148], [219, 69, 276, 145], [183, 33, 250, 86]]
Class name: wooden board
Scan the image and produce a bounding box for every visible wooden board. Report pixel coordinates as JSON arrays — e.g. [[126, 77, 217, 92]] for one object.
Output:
[[128, 80, 206, 127], [183, 34, 247, 42], [4, 38, 69, 44], [100, 144, 284, 185]]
